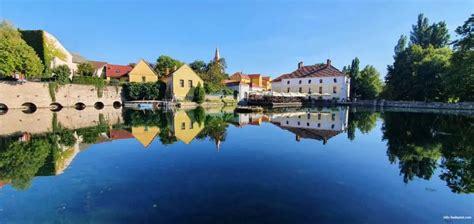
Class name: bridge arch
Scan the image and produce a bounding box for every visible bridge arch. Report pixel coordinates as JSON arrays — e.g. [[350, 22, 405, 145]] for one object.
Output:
[[21, 102, 37, 114], [75, 102, 86, 110], [50, 103, 63, 112], [94, 102, 104, 110], [0, 103, 8, 115], [113, 101, 122, 109]]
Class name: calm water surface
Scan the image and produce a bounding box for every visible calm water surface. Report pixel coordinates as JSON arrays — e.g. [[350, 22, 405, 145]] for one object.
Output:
[[0, 106, 472, 223]]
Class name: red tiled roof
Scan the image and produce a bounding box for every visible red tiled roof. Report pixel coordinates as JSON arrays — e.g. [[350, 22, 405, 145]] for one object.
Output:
[[230, 72, 250, 80], [273, 63, 345, 82], [262, 76, 271, 81], [225, 80, 249, 86], [106, 64, 133, 78], [89, 60, 107, 70], [110, 129, 133, 140]]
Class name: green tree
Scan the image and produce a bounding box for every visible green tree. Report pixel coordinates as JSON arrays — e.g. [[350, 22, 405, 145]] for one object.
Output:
[[200, 61, 227, 93], [0, 21, 44, 78], [194, 82, 206, 103], [410, 14, 450, 48], [154, 55, 184, 78], [76, 62, 95, 76], [358, 65, 383, 99], [52, 65, 71, 83], [446, 14, 474, 102], [346, 57, 361, 99], [189, 60, 208, 73]]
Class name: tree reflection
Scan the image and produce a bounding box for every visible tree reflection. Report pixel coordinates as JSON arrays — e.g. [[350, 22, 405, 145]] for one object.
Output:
[[347, 109, 378, 140], [382, 112, 473, 193]]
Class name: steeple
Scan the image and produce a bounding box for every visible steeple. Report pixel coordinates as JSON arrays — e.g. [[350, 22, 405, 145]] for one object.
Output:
[[214, 47, 220, 62]]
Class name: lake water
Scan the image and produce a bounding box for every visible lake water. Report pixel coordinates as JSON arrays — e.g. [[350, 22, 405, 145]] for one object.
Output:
[[0, 106, 472, 223]]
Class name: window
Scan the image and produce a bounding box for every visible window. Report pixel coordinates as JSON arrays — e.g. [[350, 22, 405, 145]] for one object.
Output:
[[308, 88, 312, 94], [299, 80, 302, 84], [307, 122, 310, 127], [299, 87, 302, 93], [319, 87, 322, 94], [287, 80, 290, 85], [286, 121, 289, 125], [179, 79, 184, 87], [317, 123, 321, 127], [333, 86, 337, 94], [319, 79, 323, 83], [287, 87, 290, 93], [298, 115, 301, 119], [307, 113, 311, 119], [142, 76, 146, 82], [181, 122, 185, 130], [308, 79, 312, 84], [332, 114, 335, 121], [188, 80, 193, 88], [297, 121, 300, 126], [318, 114, 321, 120], [331, 124, 335, 129], [190, 122, 194, 129], [333, 78, 337, 83]]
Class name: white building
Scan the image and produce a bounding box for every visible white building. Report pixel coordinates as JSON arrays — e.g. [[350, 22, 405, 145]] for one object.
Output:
[[43, 31, 77, 75], [272, 60, 350, 101]]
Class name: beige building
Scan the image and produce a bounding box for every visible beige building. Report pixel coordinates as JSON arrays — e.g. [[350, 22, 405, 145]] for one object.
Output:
[[166, 64, 204, 100], [129, 59, 158, 83]]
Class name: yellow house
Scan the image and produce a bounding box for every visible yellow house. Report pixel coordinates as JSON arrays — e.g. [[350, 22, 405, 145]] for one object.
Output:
[[129, 59, 158, 83], [166, 64, 204, 100], [172, 110, 204, 144], [131, 126, 160, 148]]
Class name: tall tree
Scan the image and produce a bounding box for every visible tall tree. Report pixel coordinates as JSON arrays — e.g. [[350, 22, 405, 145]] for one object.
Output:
[[347, 57, 360, 99], [52, 65, 71, 83], [189, 60, 208, 73], [358, 65, 383, 99], [410, 14, 432, 47], [0, 21, 44, 78], [447, 14, 474, 102], [154, 55, 183, 78]]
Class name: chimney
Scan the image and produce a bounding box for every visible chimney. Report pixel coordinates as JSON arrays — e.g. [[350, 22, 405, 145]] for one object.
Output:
[[326, 59, 331, 67], [298, 61, 304, 69]]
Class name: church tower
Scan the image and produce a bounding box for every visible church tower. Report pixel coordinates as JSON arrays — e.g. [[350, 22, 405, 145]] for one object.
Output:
[[214, 47, 220, 62]]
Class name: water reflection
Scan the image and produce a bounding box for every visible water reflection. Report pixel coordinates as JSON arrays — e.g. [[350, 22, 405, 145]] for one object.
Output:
[[0, 106, 472, 194]]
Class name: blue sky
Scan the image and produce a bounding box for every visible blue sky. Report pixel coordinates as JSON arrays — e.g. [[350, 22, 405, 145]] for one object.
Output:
[[1, 0, 472, 78]]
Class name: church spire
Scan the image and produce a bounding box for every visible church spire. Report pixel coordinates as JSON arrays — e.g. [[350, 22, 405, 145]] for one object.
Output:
[[214, 47, 220, 62]]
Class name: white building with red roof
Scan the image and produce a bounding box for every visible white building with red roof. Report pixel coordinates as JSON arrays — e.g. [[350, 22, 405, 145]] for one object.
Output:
[[272, 59, 350, 101]]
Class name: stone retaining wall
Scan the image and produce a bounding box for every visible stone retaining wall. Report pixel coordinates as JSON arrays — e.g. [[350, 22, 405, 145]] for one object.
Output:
[[0, 81, 123, 109], [352, 100, 474, 110]]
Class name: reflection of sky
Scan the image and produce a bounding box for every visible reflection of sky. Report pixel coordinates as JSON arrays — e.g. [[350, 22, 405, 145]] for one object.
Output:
[[0, 116, 472, 223]]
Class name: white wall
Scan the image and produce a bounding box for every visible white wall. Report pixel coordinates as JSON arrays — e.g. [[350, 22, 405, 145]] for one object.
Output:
[[272, 76, 350, 100]]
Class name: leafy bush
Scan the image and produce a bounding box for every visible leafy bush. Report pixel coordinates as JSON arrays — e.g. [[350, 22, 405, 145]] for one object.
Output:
[[123, 81, 166, 101], [194, 82, 205, 103], [52, 65, 71, 84], [76, 62, 95, 76]]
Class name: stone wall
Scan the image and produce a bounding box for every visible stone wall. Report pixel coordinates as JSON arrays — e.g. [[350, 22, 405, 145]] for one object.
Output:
[[352, 100, 474, 110], [0, 81, 123, 109]]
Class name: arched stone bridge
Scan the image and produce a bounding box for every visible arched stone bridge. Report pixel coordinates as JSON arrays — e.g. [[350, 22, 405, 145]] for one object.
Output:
[[0, 81, 123, 110]]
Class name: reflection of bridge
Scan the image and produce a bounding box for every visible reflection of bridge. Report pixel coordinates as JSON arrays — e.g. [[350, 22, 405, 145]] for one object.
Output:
[[0, 106, 123, 135]]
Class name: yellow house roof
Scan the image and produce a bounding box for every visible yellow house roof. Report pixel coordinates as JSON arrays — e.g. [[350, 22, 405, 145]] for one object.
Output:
[[129, 59, 158, 82], [132, 126, 160, 148]]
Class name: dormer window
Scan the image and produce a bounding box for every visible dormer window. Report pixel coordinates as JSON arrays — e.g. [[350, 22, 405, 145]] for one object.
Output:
[[299, 80, 302, 84]]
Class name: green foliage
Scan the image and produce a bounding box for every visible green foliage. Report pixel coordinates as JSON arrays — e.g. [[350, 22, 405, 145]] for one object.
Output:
[[200, 61, 227, 93], [410, 14, 450, 48], [76, 62, 95, 76], [123, 81, 165, 100], [72, 76, 106, 98], [48, 82, 59, 102], [52, 65, 71, 84], [193, 106, 206, 126], [193, 82, 206, 103], [0, 138, 52, 190], [0, 21, 44, 78], [189, 60, 208, 73], [358, 65, 383, 99], [446, 14, 474, 102], [347, 110, 379, 140], [344, 57, 360, 98], [154, 55, 184, 78], [76, 123, 108, 144]]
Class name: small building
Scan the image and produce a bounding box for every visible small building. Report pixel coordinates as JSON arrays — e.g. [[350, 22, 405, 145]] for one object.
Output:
[[172, 110, 204, 144], [131, 126, 160, 148], [129, 59, 158, 83], [106, 64, 133, 82], [166, 64, 204, 101], [224, 72, 271, 102], [272, 60, 350, 101], [89, 60, 108, 78]]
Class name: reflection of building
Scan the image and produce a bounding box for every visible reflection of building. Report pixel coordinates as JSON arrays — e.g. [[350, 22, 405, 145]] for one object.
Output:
[[172, 110, 204, 144], [270, 108, 348, 144], [132, 126, 160, 148], [110, 129, 134, 140], [272, 60, 350, 101]]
